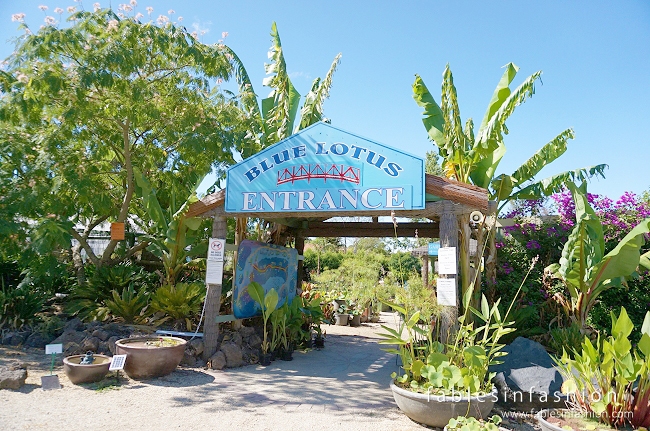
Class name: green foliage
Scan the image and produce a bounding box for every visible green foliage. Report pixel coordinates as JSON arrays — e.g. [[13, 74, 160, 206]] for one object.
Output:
[[381, 294, 515, 396], [393, 274, 439, 323], [303, 249, 343, 278], [0, 280, 47, 330], [0, 8, 248, 277], [546, 182, 650, 330], [150, 282, 206, 331], [66, 264, 157, 321], [446, 415, 502, 431], [247, 283, 278, 354], [548, 322, 583, 356], [388, 252, 421, 285], [103, 285, 151, 324], [556, 307, 650, 428]]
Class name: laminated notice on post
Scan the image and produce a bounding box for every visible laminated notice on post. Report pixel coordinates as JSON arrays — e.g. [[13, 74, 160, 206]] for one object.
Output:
[[206, 259, 224, 284], [208, 238, 225, 262], [437, 278, 457, 306], [437, 247, 457, 275]]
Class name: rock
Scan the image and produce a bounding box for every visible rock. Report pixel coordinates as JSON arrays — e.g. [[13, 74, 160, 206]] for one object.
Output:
[[220, 342, 243, 368], [81, 336, 100, 352], [209, 351, 227, 370], [230, 332, 243, 347], [181, 351, 197, 367], [63, 318, 84, 332], [189, 339, 204, 356], [107, 336, 120, 355], [490, 337, 566, 410], [247, 334, 262, 349], [3, 332, 26, 346], [97, 342, 110, 355], [63, 341, 82, 356], [25, 332, 53, 349], [91, 329, 110, 341], [238, 326, 256, 338], [0, 364, 27, 390], [52, 329, 85, 346]]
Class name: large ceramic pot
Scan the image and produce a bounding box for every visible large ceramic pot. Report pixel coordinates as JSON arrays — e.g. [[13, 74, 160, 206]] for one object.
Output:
[[115, 336, 186, 379], [390, 380, 497, 428], [63, 354, 111, 384], [536, 409, 568, 431]]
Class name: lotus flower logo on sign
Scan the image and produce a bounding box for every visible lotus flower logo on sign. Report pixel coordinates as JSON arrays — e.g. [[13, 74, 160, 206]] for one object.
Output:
[[225, 122, 425, 213]]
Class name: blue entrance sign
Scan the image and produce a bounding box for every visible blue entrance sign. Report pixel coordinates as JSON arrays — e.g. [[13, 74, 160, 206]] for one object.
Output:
[[225, 122, 425, 213], [428, 241, 440, 256]]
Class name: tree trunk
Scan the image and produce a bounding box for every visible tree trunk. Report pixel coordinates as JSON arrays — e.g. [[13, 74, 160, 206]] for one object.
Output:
[[473, 224, 485, 309], [459, 213, 471, 314], [71, 242, 86, 285], [439, 204, 458, 345], [485, 228, 497, 303], [203, 215, 227, 361]]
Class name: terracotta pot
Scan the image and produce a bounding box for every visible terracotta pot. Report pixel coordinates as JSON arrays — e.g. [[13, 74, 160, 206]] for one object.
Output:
[[63, 354, 112, 384], [390, 380, 496, 428], [115, 336, 186, 379]]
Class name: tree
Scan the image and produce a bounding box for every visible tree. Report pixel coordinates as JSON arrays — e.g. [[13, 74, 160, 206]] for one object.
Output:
[[0, 8, 248, 282], [413, 63, 607, 306]]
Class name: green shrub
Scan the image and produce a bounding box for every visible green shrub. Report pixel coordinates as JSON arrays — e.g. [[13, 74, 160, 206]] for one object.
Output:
[[0, 280, 47, 330], [66, 264, 157, 321], [103, 285, 151, 324], [548, 322, 583, 355], [150, 282, 206, 331]]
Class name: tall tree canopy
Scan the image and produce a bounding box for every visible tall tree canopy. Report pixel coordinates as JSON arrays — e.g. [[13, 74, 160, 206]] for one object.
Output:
[[0, 8, 249, 278]]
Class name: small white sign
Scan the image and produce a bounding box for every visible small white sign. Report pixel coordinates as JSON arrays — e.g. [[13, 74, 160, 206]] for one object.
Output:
[[45, 344, 63, 355], [109, 355, 127, 371], [206, 259, 224, 284], [208, 238, 226, 262], [437, 278, 457, 306], [438, 247, 457, 275]]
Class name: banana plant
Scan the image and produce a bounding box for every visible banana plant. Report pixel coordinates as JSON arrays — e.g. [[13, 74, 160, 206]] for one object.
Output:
[[546, 181, 650, 331], [133, 167, 207, 287], [224, 22, 341, 244], [247, 282, 279, 354], [413, 63, 607, 307]]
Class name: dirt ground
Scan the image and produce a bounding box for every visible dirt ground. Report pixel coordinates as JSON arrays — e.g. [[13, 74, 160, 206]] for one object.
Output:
[[0, 313, 539, 431]]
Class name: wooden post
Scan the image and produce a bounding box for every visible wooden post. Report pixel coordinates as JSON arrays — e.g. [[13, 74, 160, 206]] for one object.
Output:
[[422, 253, 429, 288], [439, 203, 458, 345], [295, 232, 305, 293], [203, 215, 227, 361]]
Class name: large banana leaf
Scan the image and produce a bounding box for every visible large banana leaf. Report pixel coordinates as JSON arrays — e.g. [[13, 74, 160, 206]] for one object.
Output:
[[412, 74, 446, 148], [504, 164, 608, 203], [261, 22, 301, 143], [475, 70, 542, 149], [477, 63, 518, 134], [133, 167, 166, 232], [296, 53, 341, 132], [510, 128, 575, 184]]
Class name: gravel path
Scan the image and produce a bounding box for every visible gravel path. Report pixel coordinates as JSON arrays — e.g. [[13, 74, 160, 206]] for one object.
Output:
[[1, 313, 426, 431]]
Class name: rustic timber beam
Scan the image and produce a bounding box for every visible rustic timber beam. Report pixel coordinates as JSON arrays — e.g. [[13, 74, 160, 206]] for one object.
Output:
[[425, 174, 489, 213], [301, 222, 439, 238]]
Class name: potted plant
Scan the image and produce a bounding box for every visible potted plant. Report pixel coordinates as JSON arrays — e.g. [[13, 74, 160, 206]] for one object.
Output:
[[545, 307, 650, 430], [333, 303, 349, 326], [445, 415, 503, 431], [349, 308, 361, 327], [247, 282, 279, 366], [114, 336, 186, 379]]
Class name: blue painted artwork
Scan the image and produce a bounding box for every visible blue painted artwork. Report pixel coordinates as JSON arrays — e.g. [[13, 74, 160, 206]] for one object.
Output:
[[225, 122, 425, 213], [233, 240, 298, 319]]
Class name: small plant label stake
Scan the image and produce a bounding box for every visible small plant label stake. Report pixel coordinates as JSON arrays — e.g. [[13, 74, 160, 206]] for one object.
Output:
[[41, 343, 63, 390]]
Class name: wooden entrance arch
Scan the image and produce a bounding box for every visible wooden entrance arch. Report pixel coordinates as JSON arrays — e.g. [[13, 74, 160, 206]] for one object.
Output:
[[186, 173, 493, 361]]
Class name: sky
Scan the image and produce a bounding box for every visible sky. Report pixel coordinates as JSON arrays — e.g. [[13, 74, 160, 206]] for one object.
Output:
[[1, 0, 649, 203]]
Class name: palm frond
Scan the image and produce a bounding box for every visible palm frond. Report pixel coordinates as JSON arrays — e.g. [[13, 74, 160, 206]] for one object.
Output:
[[478, 63, 519, 133]]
